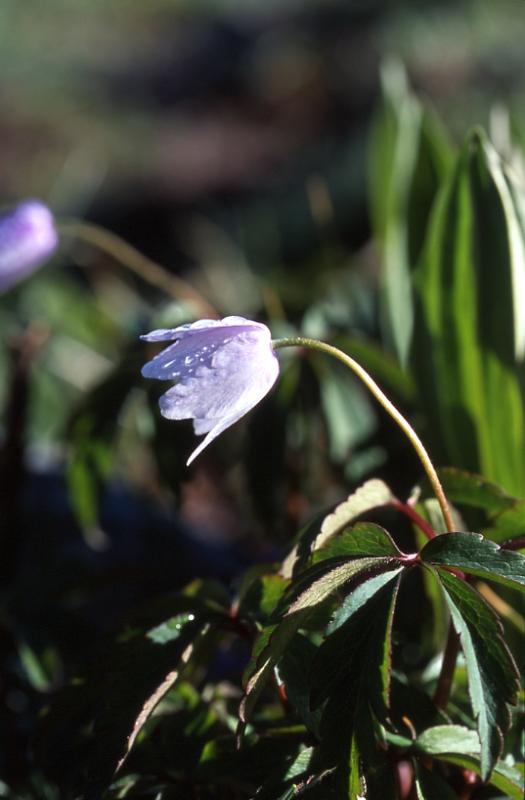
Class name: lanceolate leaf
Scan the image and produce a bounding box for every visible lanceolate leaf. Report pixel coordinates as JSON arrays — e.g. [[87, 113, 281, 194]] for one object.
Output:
[[327, 568, 404, 634], [314, 579, 402, 797], [369, 60, 452, 364], [412, 130, 525, 495], [287, 557, 399, 615], [433, 570, 520, 778], [421, 532, 525, 590]]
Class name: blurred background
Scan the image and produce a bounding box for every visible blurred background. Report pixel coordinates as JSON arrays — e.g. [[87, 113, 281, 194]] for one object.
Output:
[[1, 0, 525, 794]]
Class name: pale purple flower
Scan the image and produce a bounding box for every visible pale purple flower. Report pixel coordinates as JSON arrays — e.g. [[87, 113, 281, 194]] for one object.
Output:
[[0, 200, 58, 293], [141, 316, 279, 465]]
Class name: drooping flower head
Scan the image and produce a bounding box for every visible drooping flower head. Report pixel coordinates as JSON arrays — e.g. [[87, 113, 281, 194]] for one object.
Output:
[[0, 200, 58, 293], [141, 316, 279, 465]]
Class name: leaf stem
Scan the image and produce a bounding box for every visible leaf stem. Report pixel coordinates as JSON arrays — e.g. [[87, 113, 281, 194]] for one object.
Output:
[[390, 498, 436, 541], [272, 337, 455, 533], [57, 220, 217, 318]]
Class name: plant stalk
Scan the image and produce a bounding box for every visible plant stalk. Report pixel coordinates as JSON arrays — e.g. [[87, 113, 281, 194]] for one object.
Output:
[[272, 336, 455, 533], [273, 336, 460, 711], [58, 220, 217, 318]]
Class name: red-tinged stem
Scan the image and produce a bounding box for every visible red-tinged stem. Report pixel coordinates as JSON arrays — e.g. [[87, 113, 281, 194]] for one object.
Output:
[[501, 536, 525, 551], [390, 498, 437, 541], [272, 336, 461, 715]]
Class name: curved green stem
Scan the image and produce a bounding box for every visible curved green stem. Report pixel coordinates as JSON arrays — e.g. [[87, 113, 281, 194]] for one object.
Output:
[[272, 336, 454, 533], [57, 220, 217, 319]]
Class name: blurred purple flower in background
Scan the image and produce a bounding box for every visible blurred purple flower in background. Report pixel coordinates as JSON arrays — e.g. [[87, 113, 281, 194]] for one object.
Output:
[[141, 316, 279, 465], [0, 200, 58, 293]]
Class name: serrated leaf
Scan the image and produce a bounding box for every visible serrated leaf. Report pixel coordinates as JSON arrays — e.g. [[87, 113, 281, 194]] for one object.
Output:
[[421, 531, 525, 590], [241, 557, 396, 723], [315, 582, 402, 798], [311, 573, 402, 710], [313, 479, 395, 551], [313, 523, 402, 563], [287, 557, 397, 615], [327, 568, 404, 634], [375, 574, 402, 715], [434, 570, 520, 778]]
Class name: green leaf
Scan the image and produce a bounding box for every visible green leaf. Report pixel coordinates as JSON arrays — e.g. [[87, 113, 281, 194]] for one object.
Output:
[[429, 468, 517, 514], [37, 596, 220, 797], [327, 568, 404, 634], [278, 635, 322, 736], [412, 130, 525, 495], [335, 334, 416, 403], [433, 755, 525, 800], [316, 355, 376, 462], [314, 581, 402, 797], [241, 557, 397, 722], [198, 734, 311, 795], [485, 501, 525, 544], [310, 572, 402, 710], [414, 726, 524, 800], [18, 642, 61, 692], [287, 557, 398, 614], [434, 570, 520, 778], [369, 60, 452, 364], [313, 522, 402, 563], [421, 531, 525, 590], [236, 568, 290, 622], [66, 348, 142, 536], [415, 724, 480, 756], [313, 479, 395, 551]]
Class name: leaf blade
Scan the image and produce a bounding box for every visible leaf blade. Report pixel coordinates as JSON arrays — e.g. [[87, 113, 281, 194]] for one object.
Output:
[[421, 531, 525, 590], [435, 570, 520, 778]]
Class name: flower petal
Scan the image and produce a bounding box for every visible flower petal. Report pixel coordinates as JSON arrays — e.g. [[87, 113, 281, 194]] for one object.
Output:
[[0, 200, 58, 293], [141, 317, 279, 464]]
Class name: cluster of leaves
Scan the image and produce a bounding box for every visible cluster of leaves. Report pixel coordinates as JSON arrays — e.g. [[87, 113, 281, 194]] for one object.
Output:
[[31, 470, 524, 799], [370, 64, 525, 497], [2, 63, 525, 800]]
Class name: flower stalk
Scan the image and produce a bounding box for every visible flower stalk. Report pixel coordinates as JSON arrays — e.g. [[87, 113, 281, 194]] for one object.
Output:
[[272, 336, 455, 534], [58, 220, 217, 318]]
